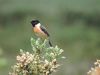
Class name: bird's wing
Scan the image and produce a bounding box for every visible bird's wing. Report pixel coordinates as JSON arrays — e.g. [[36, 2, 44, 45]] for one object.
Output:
[[40, 25, 50, 36]]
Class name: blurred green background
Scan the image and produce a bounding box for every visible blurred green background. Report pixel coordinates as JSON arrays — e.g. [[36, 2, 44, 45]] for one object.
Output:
[[0, 0, 100, 75]]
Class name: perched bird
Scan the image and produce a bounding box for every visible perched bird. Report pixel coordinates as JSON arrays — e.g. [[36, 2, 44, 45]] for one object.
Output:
[[31, 20, 52, 46]]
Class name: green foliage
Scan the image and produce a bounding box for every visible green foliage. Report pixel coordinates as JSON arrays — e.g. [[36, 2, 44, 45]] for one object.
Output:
[[9, 38, 64, 75], [31, 38, 64, 60]]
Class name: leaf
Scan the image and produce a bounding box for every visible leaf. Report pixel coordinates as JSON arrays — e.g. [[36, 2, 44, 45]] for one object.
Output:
[[35, 38, 41, 46], [31, 37, 36, 46]]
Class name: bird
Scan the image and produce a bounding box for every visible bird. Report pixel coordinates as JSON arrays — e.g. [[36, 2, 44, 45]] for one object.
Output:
[[31, 20, 52, 46]]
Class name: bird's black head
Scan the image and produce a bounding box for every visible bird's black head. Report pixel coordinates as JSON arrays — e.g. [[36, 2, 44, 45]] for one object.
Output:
[[31, 20, 40, 27]]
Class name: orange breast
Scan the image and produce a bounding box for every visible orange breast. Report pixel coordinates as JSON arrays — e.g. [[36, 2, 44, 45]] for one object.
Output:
[[33, 27, 40, 33], [33, 27, 47, 39]]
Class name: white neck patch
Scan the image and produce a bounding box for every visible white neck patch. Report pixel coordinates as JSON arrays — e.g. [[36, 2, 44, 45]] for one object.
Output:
[[36, 23, 41, 27]]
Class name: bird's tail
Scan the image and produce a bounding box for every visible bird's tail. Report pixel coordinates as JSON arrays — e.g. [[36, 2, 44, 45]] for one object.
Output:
[[49, 40, 52, 47]]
